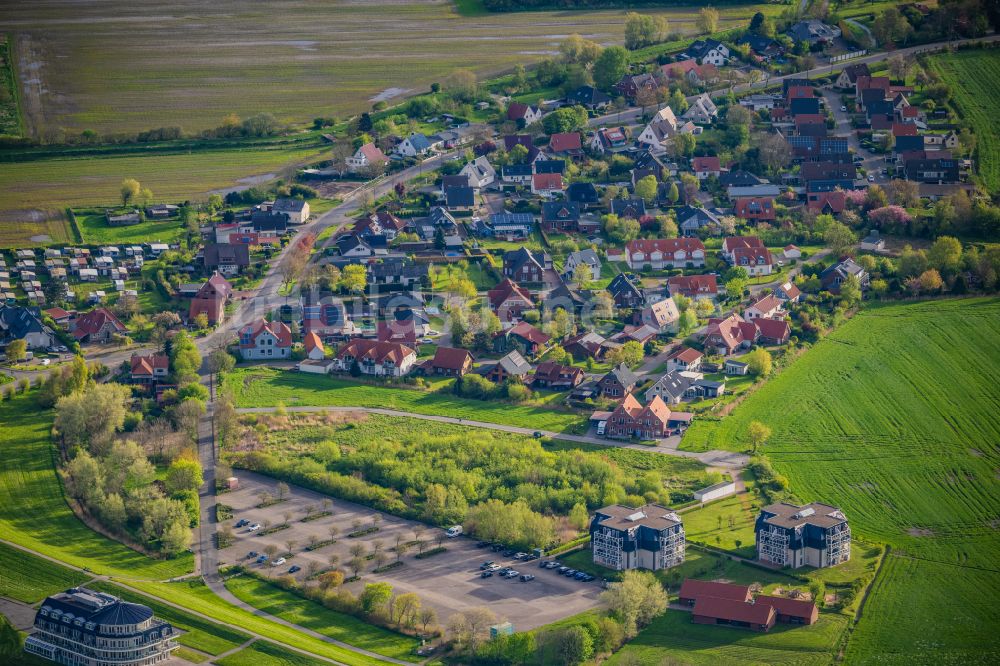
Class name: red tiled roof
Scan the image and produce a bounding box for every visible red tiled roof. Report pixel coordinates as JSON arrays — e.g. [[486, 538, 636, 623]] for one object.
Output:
[[680, 580, 753, 602], [303, 331, 324, 353], [73, 307, 127, 340], [532, 172, 563, 190], [756, 595, 818, 620], [778, 281, 802, 300], [786, 86, 814, 100], [755, 317, 790, 341], [661, 60, 699, 77], [507, 102, 534, 121], [239, 318, 291, 348], [130, 353, 168, 376], [892, 122, 918, 137], [732, 246, 774, 266], [749, 294, 782, 314], [508, 321, 551, 345], [692, 156, 721, 172], [667, 346, 703, 363], [44, 307, 71, 321], [359, 142, 388, 163], [432, 346, 473, 370], [549, 132, 582, 152], [807, 190, 846, 214], [487, 278, 533, 310], [337, 339, 415, 365], [626, 238, 705, 256], [668, 274, 718, 296], [734, 197, 776, 220], [693, 596, 775, 626], [722, 236, 765, 253]]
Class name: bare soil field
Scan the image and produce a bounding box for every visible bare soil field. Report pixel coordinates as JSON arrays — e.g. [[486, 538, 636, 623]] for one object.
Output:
[[0, 207, 74, 247], [0, 0, 763, 136]]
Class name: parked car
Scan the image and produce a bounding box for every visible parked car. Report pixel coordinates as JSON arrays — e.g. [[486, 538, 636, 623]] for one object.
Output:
[[246, 551, 258, 559], [256, 555, 268, 564], [486, 564, 501, 572], [867, 174, 876, 182], [480, 561, 495, 570], [502, 549, 517, 557], [557, 566, 570, 574], [481, 570, 494, 578], [581, 574, 595, 582], [476, 541, 491, 548], [513, 552, 527, 560], [446, 525, 463, 538], [235, 519, 249, 528], [248, 523, 261, 532], [491, 543, 505, 552], [502, 570, 519, 579], [520, 574, 535, 582], [288, 565, 301, 574], [274, 557, 286, 566], [574, 571, 589, 580], [562, 569, 577, 577]]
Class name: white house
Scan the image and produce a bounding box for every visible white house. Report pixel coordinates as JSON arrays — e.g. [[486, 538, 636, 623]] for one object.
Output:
[[460, 156, 496, 190], [626, 238, 706, 270], [238, 319, 292, 360], [346, 143, 389, 173], [682, 94, 719, 125], [563, 249, 601, 281], [396, 133, 433, 158], [272, 198, 310, 224], [687, 39, 730, 66], [744, 294, 783, 320]]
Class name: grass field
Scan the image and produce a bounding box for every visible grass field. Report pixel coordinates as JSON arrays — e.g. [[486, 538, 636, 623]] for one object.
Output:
[[0, 394, 193, 580], [681, 298, 1000, 660], [126, 578, 407, 666], [225, 367, 588, 433], [0, 208, 74, 247], [606, 609, 850, 666], [76, 209, 186, 245], [224, 575, 419, 661], [0, 35, 22, 136], [0, 541, 90, 603], [215, 640, 329, 666], [88, 581, 251, 656], [0, 144, 325, 223], [926, 48, 1000, 193], [0, 1, 775, 137]]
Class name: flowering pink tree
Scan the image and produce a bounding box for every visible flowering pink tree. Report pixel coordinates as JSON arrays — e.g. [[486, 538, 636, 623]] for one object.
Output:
[[843, 188, 867, 209], [868, 205, 912, 233]]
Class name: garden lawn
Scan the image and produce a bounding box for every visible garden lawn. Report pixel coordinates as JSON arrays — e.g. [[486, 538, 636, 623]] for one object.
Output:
[[0, 541, 90, 603], [606, 609, 849, 666], [0, 395, 192, 580], [125, 579, 408, 666], [76, 209, 186, 245], [89, 581, 250, 656], [682, 493, 759, 557], [681, 298, 1000, 660], [214, 640, 330, 666], [927, 48, 1000, 193], [224, 575, 418, 661], [225, 367, 588, 433]]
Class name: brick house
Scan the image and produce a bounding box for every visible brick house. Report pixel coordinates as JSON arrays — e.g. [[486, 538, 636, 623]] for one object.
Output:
[[605, 393, 672, 440], [599, 363, 640, 399], [427, 346, 473, 377], [72, 307, 127, 343]]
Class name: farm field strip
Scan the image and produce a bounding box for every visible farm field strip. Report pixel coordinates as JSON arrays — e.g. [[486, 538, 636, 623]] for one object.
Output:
[[927, 48, 1000, 193], [0, 540, 90, 604]]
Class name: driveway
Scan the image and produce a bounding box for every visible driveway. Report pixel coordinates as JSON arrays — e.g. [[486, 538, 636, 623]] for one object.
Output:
[[221, 471, 603, 631]]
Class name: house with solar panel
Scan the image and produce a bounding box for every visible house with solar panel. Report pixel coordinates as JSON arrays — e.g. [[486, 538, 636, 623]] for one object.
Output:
[[25, 587, 177, 665], [755, 502, 851, 569], [590, 504, 686, 571]]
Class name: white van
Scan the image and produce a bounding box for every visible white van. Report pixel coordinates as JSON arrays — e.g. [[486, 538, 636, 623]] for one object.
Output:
[[596, 420, 607, 437], [446, 525, 463, 538]]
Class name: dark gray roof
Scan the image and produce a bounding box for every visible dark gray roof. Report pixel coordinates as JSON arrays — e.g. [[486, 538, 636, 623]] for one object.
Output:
[[504, 246, 547, 272], [610, 198, 647, 218], [607, 273, 642, 300], [203, 243, 250, 267], [250, 211, 289, 232], [446, 186, 475, 208], [534, 160, 566, 175], [38, 587, 163, 639], [566, 182, 599, 204], [272, 198, 307, 213], [566, 85, 611, 107], [0, 305, 47, 340], [605, 362, 639, 388], [542, 201, 581, 223]]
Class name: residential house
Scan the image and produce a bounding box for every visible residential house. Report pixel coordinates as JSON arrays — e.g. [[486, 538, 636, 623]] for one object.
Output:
[[666, 346, 703, 373], [756, 502, 851, 569], [590, 503, 685, 570], [495, 321, 551, 357], [541, 201, 582, 232], [531, 172, 563, 196], [639, 297, 680, 333], [334, 339, 417, 376], [486, 212, 534, 240], [346, 142, 389, 173], [248, 211, 289, 237], [0, 305, 54, 349], [607, 273, 644, 309], [460, 156, 496, 190], [426, 346, 473, 376], [503, 135, 541, 162], [692, 156, 722, 180], [788, 19, 841, 43], [783, 245, 802, 260], [440, 174, 470, 196], [745, 294, 783, 320], [188, 272, 232, 325], [733, 197, 776, 222], [507, 102, 542, 127], [625, 238, 706, 270], [238, 319, 292, 360], [357, 211, 407, 240], [725, 359, 749, 375], [303, 332, 325, 360], [566, 85, 611, 111], [806, 190, 847, 215], [548, 132, 583, 159], [545, 283, 587, 314], [130, 353, 169, 384], [859, 230, 886, 252], [562, 249, 601, 281], [604, 393, 674, 440], [668, 274, 718, 300], [396, 133, 432, 157], [741, 93, 780, 111], [72, 308, 127, 343], [820, 258, 870, 293], [774, 281, 803, 303], [500, 164, 533, 187], [683, 94, 718, 124], [487, 278, 534, 324], [610, 198, 647, 220], [336, 234, 376, 259], [903, 157, 959, 184], [599, 363, 640, 399], [610, 324, 659, 346], [368, 258, 428, 288], [591, 126, 630, 154], [565, 330, 617, 360], [445, 185, 476, 211], [614, 73, 658, 101], [503, 247, 550, 283], [675, 206, 721, 236], [479, 350, 532, 384], [566, 182, 600, 209], [685, 39, 729, 66], [737, 34, 783, 60], [202, 243, 250, 277], [789, 96, 821, 116], [835, 63, 870, 90], [272, 198, 310, 224], [645, 370, 725, 404], [531, 361, 584, 390]]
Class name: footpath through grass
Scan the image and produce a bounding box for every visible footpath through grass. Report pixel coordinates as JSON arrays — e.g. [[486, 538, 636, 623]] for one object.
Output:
[[927, 48, 1000, 193], [0, 541, 90, 603], [681, 298, 1000, 661], [126, 578, 410, 666], [0, 395, 192, 580], [224, 574, 419, 661], [226, 367, 588, 433]]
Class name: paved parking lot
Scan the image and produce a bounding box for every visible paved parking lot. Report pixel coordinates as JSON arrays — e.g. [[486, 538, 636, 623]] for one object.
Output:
[[220, 471, 603, 630]]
